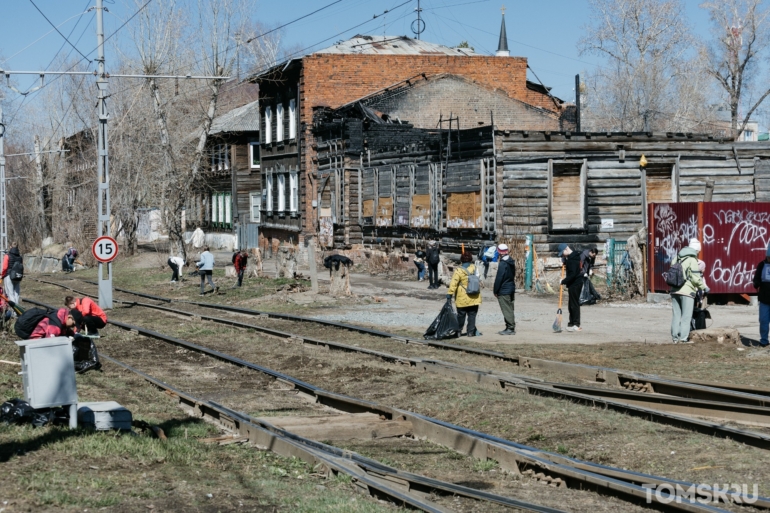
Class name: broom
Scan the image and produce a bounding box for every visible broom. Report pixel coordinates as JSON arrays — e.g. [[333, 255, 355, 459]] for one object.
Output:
[[0, 292, 25, 316], [552, 266, 565, 333]]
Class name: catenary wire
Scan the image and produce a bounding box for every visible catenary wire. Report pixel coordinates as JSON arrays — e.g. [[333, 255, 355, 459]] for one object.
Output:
[[28, 0, 92, 62]]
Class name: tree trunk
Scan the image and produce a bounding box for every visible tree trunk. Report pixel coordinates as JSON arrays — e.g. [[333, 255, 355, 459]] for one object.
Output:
[[33, 135, 50, 240], [276, 244, 297, 278], [329, 261, 352, 297], [626, 227, 646, 297]]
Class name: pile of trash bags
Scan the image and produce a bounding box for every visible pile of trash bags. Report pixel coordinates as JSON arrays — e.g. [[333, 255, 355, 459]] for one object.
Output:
[[424, 299, 460, 340], [579, 278, 602, 306], [73, 336, 102, 374], [0, 399, 69, 427]]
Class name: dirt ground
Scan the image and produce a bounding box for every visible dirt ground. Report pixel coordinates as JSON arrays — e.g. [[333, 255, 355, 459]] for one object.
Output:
[[11, 252, 770, 512]]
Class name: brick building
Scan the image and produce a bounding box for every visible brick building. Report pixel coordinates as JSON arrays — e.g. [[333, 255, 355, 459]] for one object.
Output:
[[249, 32, 568, 259]]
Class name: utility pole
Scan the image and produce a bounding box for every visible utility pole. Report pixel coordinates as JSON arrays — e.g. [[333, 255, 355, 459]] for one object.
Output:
[[0, 104, 7, 254], [95, 0, 112, 309]]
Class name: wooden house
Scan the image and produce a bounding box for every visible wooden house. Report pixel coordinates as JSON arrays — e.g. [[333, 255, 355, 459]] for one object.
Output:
[[313, 103, 770, 257]]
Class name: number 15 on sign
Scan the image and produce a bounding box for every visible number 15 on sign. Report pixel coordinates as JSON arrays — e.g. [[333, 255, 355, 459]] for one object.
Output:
[[92, 236, 119, 263]]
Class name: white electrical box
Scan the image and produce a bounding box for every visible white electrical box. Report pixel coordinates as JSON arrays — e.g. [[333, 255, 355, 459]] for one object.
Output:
[[16, 337, 78, 428], [78, 402, 132, 431]]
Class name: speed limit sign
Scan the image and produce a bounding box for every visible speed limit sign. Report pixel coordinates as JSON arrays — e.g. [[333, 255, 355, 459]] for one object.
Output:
[[92, 236, 119, 263]]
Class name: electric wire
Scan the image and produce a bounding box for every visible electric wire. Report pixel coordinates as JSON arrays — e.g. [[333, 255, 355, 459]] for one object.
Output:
[[28, 0, 92, 62], [0, 9, 92, 66]]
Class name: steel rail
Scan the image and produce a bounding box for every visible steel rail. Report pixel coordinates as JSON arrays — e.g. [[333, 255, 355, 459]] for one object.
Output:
[[21, 296, 760, 511], [40, 277, 770, 403], [28, 280, 770, 441], [67, 278, 770, 401], [100, 355, 564, 513]]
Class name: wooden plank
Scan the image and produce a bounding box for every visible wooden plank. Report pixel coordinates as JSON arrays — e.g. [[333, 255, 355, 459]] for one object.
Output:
[[503, 189, 548, 199], [258, 413, 412, 441], [589, 196, 642, 206], [411, 194, 430, 227], [446, 191, 482, 229], [588, 205, 641, 215], [586, 179, 641, 188], [501, 198, 549, 208], [678, 167, 754, 177], [587, 189, 641, 197], [586, 169, 641, 179], [376, 197, 392, 226]]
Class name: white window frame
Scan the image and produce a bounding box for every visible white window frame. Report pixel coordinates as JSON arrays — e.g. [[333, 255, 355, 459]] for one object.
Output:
[[218, 193, 225, 225], [250, 192, 261, 223], [276, 103, 284, 142], [249, 142, 260, 169], [277, 173, 286, 211], [289, 171, 299, 212], [265, 106, 272, 144], [265, 174, 273, 212], [223, 144, 230, 170], [211, 193, 218, 224], [289, 99, 296, 140]]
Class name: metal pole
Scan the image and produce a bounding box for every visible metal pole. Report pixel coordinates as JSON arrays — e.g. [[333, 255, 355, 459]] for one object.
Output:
[[0, 104, 7, 254], [96, 0, 112, 309], [574, 74, 581, 132], [524, 234, 533, 291]]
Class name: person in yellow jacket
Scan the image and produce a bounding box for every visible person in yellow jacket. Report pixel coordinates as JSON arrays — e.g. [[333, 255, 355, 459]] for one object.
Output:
[[447, 251, 483, 337]]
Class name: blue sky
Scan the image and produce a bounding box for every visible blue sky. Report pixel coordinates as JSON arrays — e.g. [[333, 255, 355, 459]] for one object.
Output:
[[0, 0, 714, 104]]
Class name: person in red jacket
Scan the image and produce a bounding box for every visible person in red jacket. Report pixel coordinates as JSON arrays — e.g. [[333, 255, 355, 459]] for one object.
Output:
[[233, 250, 248, 288], [29, 308, 76, 339], [65, 296, 107, 337]]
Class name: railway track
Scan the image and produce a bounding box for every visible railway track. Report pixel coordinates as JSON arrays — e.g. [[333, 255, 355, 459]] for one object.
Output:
[[31, 278, 770, 447], [21, 292, 770, 512]]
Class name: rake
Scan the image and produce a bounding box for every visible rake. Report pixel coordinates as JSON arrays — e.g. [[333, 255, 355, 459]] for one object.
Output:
[[552, 266, 565, 333]]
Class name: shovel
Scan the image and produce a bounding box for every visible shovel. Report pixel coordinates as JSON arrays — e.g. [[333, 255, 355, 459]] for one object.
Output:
[[552, 266, 565, 333], [0, 292, 24, 316]]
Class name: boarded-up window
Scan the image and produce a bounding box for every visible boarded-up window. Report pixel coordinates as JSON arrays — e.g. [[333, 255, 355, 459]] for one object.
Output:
[[411, 164, 430, 227], [549, 161, 586, 231], [395, 166, 411, 226], [361, 168, 376, 225], [645, 165, 674, 204], [376, 168, 393, 226], [446, 192, 482, 229]]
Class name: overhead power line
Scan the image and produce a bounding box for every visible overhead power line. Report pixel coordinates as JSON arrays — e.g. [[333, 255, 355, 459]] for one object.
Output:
[[28, 0, 92, 63]]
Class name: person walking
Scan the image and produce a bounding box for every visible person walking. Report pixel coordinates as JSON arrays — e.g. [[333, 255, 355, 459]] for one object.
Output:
[[196, 246, 218, 296], [167, 255, 185, 283], [65, 295, 107, 337], [446, 251, 482, 337], [1, 242, 23, 305], [753, 244, 770, 347], [670, 238, 707, 343], [493, 243, 516, 335], [559, 243, 584, 332], [426, 241, 441, 289], [414, 249, 427, 282], [233, 250, 248, 288], [478, 245, 498, 280]]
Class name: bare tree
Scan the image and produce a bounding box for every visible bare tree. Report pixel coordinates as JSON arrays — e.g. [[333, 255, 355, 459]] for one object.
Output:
[[701, 0, 770, 139], [579, 0, 714, 132]]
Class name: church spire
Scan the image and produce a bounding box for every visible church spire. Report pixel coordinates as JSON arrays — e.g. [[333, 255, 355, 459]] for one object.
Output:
[[496, 5, 510, 57]]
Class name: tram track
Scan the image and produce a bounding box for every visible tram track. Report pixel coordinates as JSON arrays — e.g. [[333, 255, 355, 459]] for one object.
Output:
[[30, 278, 770, 444], [20, 292, 770, 512]]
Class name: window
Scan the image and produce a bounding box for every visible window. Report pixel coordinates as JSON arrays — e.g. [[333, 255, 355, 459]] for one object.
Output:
[[265, 106, 272, 144], [218, 194, 225, 226], [211, 193, 219, 225], [276, 103, 284, 142], [289, 171, 299, 212], [211, 144, 229, 171], [289, 99, 296, 140], [265, 174, 273, 212], [250, 142, 260, 169], [250, 192, 261, 222], [745, 130, 755, 141], [549, 160, 586, 231], [645, 164, 674, 204], [277, 174, 286, 211]]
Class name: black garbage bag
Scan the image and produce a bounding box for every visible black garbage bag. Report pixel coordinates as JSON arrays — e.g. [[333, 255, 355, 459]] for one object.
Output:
[[579, 278, 601, 306], [0, 399, 68, 427], [424, 299, 460, 340], [72, 336, 102, 374], [691, 308, 712, 331]]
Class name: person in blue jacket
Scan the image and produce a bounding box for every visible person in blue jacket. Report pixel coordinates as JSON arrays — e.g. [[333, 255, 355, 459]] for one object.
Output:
[[196, 246, 218, 296]]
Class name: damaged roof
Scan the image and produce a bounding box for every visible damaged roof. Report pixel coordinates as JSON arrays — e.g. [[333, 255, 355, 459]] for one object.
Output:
[[209, 100, 260, 135], [316, 35, 477, 56]]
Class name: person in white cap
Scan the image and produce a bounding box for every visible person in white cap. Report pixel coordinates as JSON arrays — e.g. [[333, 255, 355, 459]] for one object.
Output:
[[493, 243, 516, 335], [752, 242, 770, 347], [669, 238, 707, 343]]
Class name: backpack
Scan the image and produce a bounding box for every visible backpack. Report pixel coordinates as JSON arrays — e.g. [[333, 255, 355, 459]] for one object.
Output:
[[9, 260, 23, 281], [232, 252, 238, 264], [459, 267, 481, 295], [14, 308, 60, 340], [664, 255, 694, 288]]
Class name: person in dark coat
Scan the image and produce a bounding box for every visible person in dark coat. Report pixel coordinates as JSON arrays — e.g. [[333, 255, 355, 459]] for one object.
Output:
[[426, 241, 441, 289], [752, 242, 770, 347], [559, 243, 583, 332], [1, 242, 23, 305], [493, 243, 516, 335]]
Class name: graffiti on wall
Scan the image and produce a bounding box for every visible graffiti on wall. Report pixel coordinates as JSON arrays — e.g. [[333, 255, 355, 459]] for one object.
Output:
[[650, 202, 770, 293]]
